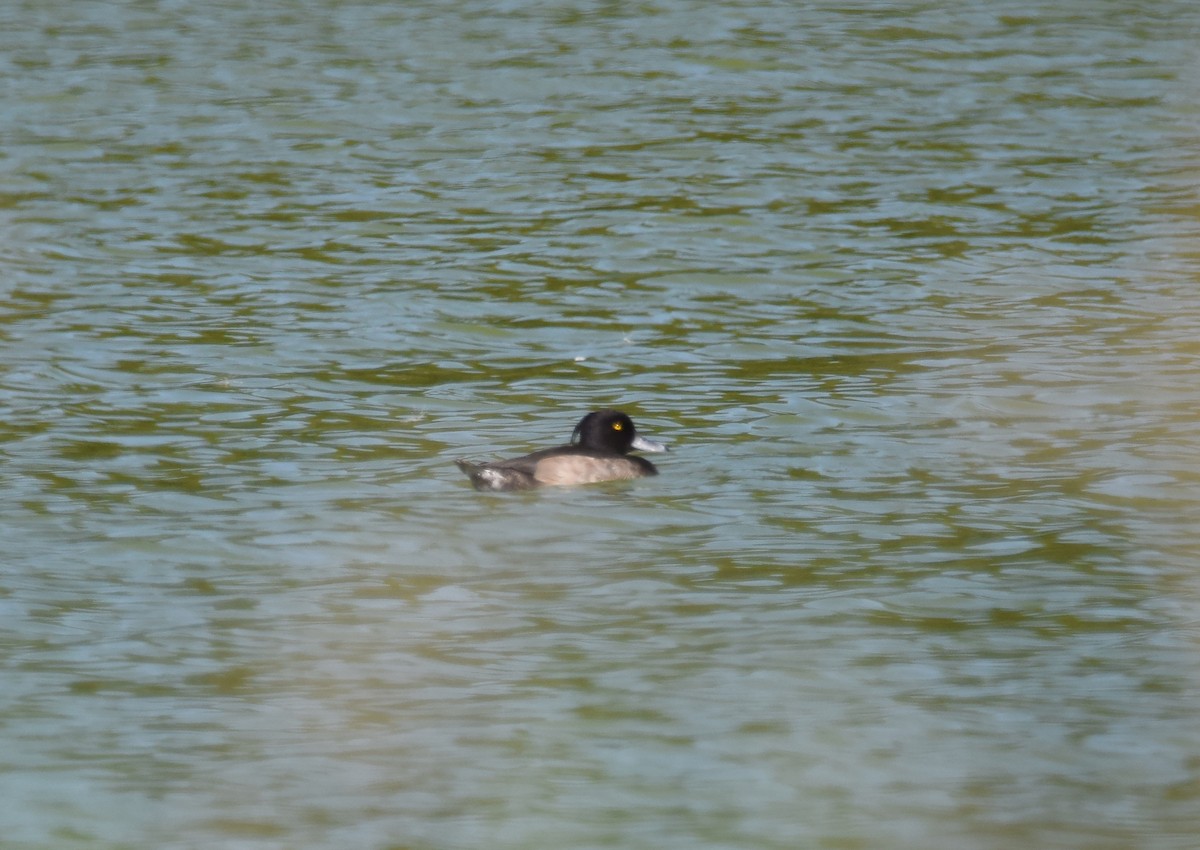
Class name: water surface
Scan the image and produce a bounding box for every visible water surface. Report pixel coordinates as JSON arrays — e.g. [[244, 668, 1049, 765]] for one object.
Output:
[[3, 1, 1200, 848]]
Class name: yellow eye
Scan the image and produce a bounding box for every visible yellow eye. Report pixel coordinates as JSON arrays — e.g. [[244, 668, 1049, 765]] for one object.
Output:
[[612, 422, 623, 431]]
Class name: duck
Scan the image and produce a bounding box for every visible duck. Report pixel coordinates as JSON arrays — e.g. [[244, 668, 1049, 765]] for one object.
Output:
[[455, 409, 668, 491]]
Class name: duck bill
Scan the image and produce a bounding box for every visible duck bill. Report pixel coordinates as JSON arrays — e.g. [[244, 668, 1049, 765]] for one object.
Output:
[[631, 434, 668, 453]]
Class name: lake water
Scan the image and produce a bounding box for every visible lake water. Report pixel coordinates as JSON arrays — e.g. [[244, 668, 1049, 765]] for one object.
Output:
[[3, 1, 1200, 848]]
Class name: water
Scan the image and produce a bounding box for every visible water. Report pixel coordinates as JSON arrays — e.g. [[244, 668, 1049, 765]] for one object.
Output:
[[3, 1, 1200, 847]]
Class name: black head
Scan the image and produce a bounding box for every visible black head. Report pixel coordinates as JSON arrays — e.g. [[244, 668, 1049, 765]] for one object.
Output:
[[570, 410, 668, 455]]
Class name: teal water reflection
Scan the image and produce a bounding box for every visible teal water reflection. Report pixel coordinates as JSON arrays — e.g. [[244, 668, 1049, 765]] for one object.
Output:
[[3, 0, 1200, 848]]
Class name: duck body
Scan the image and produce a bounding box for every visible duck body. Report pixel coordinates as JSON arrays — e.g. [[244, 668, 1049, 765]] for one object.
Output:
[[455, 410, 667, 492]]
